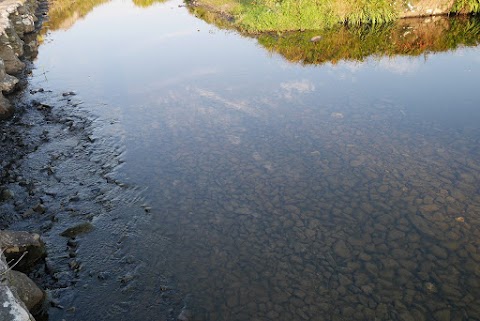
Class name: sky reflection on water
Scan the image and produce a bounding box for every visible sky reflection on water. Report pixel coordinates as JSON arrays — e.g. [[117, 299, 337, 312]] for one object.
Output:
[[30, 0, 480, 320]]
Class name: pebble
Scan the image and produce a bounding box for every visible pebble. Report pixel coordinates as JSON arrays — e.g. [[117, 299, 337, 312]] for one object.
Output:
[[33, 203, 46, 213], [424, 282, 437, 293], [331, 112, 344, 119], [434, 309, 451, 321], [60, 222, 94, 238], [334, 240, 351, 259], [0, 188, 14, 201]]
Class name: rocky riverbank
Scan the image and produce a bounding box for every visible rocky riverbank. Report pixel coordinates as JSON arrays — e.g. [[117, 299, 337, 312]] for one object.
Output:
[[0, 0, 47, 319], [0, 0, 40, 119], [0, 79, 154, 320], [1, 230, 46, 320], [0, 0, 176, 319]]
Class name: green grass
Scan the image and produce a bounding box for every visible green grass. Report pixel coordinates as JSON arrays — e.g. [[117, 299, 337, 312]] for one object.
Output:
[[452, 0, 480, 13], [189, 0, 480, 32], [231, 0, 398, 32], [189, 0, 399, 32], [189, 5, 480, 65]]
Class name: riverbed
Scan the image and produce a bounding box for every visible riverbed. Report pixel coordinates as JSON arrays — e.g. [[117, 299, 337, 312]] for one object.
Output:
[[7, 0, 480, 320]]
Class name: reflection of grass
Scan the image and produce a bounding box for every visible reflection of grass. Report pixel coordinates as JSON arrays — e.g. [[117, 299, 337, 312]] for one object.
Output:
[[43, 0, 168, 33], [132, 0, 168, 8], [256, 17, 480, 65], [191, 7, 480, 65], [46, 0, 109, 31]]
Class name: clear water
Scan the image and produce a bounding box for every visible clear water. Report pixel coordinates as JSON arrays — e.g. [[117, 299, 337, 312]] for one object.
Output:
[[30, 0, 480, 320]]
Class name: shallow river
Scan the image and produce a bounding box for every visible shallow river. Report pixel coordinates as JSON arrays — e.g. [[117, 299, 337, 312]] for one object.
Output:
[[28, 0, 480, 320]]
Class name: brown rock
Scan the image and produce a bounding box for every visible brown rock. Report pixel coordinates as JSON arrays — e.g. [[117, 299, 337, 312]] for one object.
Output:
[[419, 204, 439, 213], [333, 240, 351, 259], [431, 245, 448, 260], [0, 94, 13, 120], [434, 309, 451, 321], [60, 222, 94, 238], [0, 231, 45, 271], [5, 270, 44, 311], [0, 44, 25, 74]]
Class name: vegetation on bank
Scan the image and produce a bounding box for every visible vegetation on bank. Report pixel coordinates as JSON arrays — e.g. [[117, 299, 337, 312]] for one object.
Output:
[[189, 0, 480, 32], [192, 4, 480, 65]]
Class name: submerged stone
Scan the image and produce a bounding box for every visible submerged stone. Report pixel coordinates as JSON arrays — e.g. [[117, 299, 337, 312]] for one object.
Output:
[[334, 240, 351, 259], [60, 222, 94, 238]]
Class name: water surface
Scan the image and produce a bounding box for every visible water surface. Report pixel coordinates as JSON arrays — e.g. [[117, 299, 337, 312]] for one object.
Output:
[[30, 1, 480, 320]]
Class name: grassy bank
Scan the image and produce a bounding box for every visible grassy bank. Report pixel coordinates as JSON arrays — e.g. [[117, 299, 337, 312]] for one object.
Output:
[[189, 0, 480, 32], [191, 4, 480, 65]]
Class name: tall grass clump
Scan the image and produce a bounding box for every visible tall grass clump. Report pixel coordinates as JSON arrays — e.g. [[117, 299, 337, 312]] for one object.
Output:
[[233, 0, 397, 32], [452, 0, 480, 13], [341, 0, 396, 25]]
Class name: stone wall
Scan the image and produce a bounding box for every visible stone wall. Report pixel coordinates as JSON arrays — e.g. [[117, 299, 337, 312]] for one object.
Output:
[[0, 0, 38, 120]]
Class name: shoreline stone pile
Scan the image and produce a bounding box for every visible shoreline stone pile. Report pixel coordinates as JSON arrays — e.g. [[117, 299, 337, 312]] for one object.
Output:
[[0, 0, 38, 119], [0, 230, 46, 321]]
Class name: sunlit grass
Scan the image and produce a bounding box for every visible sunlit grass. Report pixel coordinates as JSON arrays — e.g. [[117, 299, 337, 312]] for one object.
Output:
[[189, 0, 480, 32], [189, 0, 399, 32], [452, 0, 480, 13], [189, 5, 480, 65]]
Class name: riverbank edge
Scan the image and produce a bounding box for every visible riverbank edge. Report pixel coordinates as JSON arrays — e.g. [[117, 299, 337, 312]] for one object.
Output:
[[0, 0, 39, 120], [187, 0, 479, 33], [0, 0, 46, 319]]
